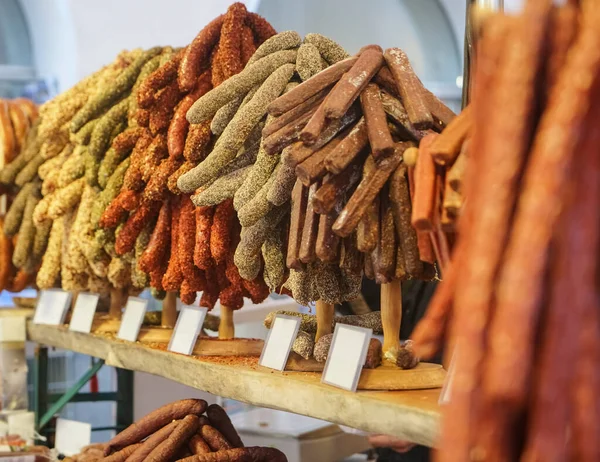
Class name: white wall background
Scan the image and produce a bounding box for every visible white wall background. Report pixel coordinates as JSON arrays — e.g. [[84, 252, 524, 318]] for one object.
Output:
[[19, 0, 528, 93], [18, 0, 476, 93], [257, 0, 461, 87], [68, 0, 258, 81], [19, 0, 78, 91], [19, 0, 257, 92]]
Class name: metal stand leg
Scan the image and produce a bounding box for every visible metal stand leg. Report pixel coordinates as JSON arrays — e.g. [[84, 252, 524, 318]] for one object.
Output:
[[31, 348, 133, 438], [37, 359, 105, 430], [116, 368, 134, 432], [33, 346, 49, 425]]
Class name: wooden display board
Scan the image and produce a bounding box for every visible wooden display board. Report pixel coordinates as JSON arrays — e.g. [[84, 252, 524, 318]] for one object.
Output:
[[89, 315, 445, 390], [27, 322, 442, 447]]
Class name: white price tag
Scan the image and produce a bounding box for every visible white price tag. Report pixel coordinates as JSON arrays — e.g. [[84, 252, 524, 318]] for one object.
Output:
[[117, 297, 147, 342], [168, 304, 207, 355], [69, 293, 100, 333], [7, 412, 35, 444], [55, 418, 91, 456], [33, 289, 71, 325], [259, 315, 301, 371], [0, 317, 26, 342], [322, 324, 372, 392]]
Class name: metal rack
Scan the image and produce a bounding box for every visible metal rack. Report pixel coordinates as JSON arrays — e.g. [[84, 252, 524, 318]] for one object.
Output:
[[32, 346, 133, 441]]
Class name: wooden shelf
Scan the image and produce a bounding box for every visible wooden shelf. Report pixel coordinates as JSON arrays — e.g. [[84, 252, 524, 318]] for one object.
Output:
[[27, 322, 442, 447]]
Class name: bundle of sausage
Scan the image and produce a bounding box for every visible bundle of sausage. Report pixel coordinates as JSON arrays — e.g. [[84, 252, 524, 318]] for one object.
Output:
[[412, 0, 600, 460], [176, 31, 369, 306], [253, 43, 455, 303], [0, 9, 459, 318], [0, 97, 38, 170], [0, 97, 39, 293], [0, 3, 277, 310], [66, 399, 287, 462], [96, 3, 276, 309], [1, 49, 164, 297]]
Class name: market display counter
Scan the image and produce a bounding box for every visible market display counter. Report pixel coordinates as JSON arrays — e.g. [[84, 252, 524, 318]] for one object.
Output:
[[27, 322, 441, 447]]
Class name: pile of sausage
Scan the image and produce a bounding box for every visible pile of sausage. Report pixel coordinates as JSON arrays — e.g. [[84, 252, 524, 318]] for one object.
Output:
[[252, 43, 455, 303], [67, 399, 287, 462], [95, 3, 276, 308], [412, 0, 600, 460], [0, 3, 461, 317], [0, 97, 39, 293], [0, 3, 277, 309], [171, 30, 353, 308], [178, 30, 380, 305]]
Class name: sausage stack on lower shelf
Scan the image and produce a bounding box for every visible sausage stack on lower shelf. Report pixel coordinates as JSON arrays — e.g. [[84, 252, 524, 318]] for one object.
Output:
[[67, 399, 287, 462], [412, 0, 600, 460]]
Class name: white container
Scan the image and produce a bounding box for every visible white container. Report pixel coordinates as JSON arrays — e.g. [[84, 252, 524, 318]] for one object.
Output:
[[0, 312, 28, 413], [230, 408, 369, 462]]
